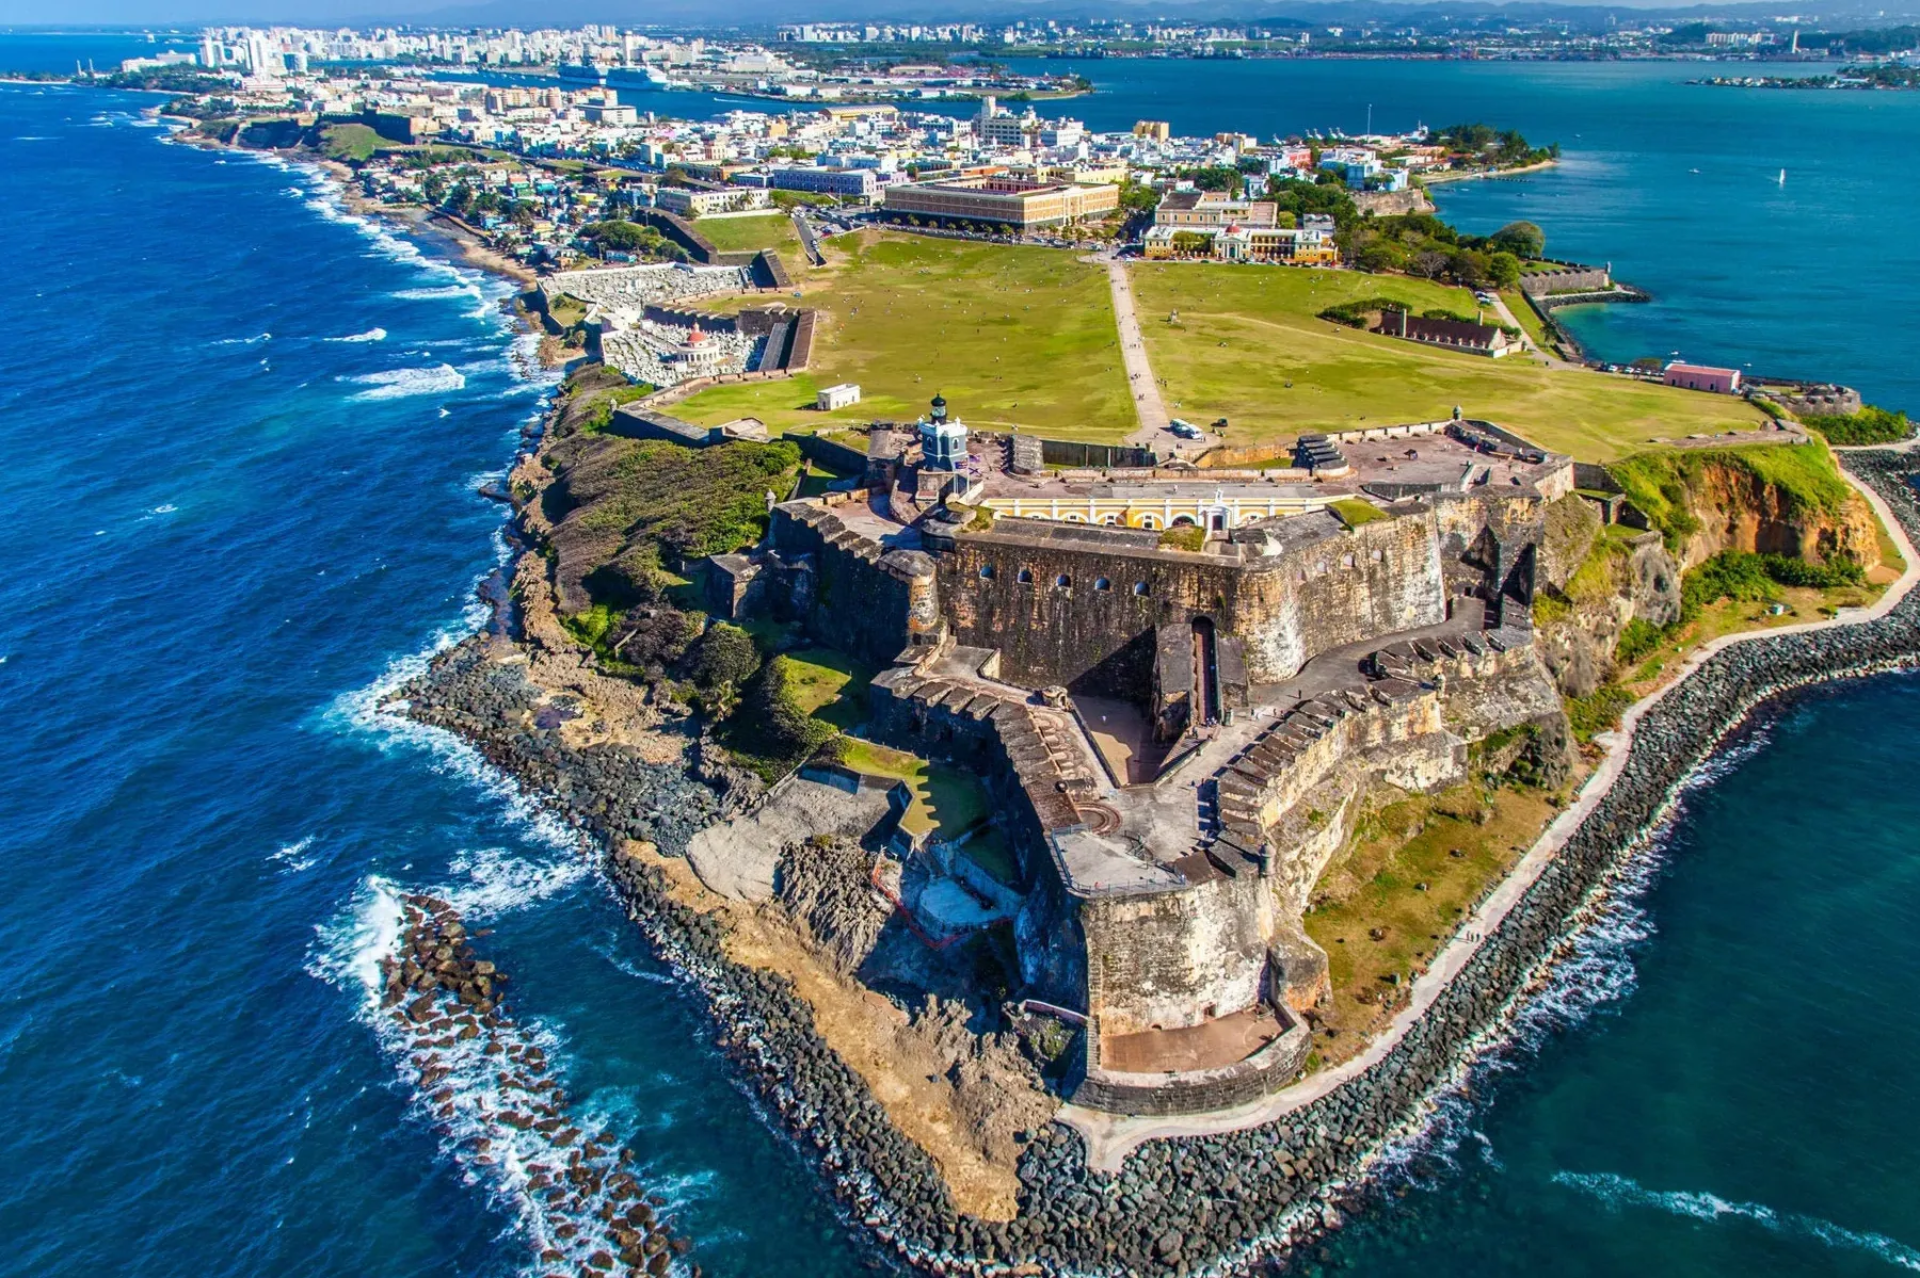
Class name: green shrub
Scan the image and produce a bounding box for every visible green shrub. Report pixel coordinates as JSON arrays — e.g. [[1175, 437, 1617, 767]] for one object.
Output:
[[1317, 296, 1411, 328], [724, 655, 837, 782], [1800, 404, 1913, 446], [1568, 684, 1635, 739], [1680, 550, 1864, 621], [1158, 525, 1206, 552], [687, 621, 761, 692], [1614, 617, 1667, 665]]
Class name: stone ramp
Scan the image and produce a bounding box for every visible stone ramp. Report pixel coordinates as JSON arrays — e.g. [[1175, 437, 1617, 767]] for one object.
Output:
[[687, 773, 900, 902]]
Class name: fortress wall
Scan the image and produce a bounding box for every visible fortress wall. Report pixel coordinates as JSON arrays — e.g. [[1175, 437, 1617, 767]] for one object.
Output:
[[1231, 516, 1447, 681], [1519, 266, 1611, 296], [1254, 693, 1450, 832], [935, 515, 1448, 692], [1081, 870, 1272, 1038], [768, 506, 917, 668]]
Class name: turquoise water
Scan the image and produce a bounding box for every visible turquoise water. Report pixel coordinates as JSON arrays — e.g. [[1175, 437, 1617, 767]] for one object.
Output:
[[1, 45, 1918, 1278]]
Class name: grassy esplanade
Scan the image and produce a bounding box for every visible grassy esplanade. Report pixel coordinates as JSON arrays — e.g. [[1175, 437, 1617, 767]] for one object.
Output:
[[672, 233, 1135, 438], [1128, 264, 1770, 460], [692, 211, 802, 257]]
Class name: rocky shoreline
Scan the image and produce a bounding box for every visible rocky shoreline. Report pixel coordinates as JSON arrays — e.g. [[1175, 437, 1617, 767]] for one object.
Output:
[[390, 446, 1920, 1276], [382, 892, 699, 1276]]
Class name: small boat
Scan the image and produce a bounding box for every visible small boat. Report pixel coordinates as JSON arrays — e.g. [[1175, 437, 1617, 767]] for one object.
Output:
[[1778, 168, 1787, 186], [1689, 168, 1700, 174]]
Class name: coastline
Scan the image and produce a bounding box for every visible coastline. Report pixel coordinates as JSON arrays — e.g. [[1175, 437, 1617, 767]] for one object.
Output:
[[165, 97, 1920, 1276], [1420, 156, 1559, 185]]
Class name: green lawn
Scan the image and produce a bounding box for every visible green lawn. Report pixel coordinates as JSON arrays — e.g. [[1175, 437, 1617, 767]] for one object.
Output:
[[319, 123, 381, 162], [1128, 264, 1770, 461], [1500, 288, 1556, 352], [834, 737, 992, 846], [781, 646, 870, 731], [694, 211, 801, 256], [673, 233, 1134, 439]]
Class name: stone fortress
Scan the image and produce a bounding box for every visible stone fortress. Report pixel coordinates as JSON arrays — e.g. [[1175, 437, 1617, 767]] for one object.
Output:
[[715, 397, 1576, 1116]]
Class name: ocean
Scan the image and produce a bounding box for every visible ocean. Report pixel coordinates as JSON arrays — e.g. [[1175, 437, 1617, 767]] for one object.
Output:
[[1, 45, 1918, 1278]]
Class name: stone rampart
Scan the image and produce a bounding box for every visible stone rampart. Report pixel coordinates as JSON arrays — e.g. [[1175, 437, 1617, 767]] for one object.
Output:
[[936, 512, 1446, 691], [1077, 859, 1270, 1025], [768, 502, 929, 669], [1518, 265, 1611, 296]]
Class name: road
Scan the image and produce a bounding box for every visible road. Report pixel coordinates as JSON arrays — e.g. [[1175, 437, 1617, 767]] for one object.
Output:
[[1486, 291, 1578, 370]]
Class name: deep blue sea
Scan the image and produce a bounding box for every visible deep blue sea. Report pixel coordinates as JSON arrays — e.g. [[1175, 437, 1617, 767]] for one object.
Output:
[[3, 40, 1919, 1278]]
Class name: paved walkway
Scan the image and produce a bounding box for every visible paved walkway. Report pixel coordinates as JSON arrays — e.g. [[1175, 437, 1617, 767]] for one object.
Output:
[[1059, 459, 1920, 1171], [1107, 260, 1179, 450]]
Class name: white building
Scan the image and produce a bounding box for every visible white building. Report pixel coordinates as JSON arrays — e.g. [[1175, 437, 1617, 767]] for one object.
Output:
[[817, 383, 862, 411]]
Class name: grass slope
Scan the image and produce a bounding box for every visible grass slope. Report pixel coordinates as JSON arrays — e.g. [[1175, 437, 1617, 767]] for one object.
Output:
[[694, 211, 801, 256], [673, 233, 1134, 439], [1128, 264, 1769, 460]]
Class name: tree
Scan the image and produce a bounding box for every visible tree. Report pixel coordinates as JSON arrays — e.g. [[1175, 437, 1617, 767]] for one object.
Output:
[[1447, 249, 1491, 288], [1488, 251, 1522, 289], [1411, 249, 1449, 279], [686, 622, 761, 711], [1489, 220, 1545, 259]]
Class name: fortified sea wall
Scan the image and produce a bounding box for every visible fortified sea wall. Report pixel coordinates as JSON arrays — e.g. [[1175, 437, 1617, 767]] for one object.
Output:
[[480, 451, 1920, 1277]]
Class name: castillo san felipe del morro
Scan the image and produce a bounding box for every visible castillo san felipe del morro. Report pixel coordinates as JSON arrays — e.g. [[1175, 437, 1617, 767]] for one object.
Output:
[[387, 243, 1920, 1278]]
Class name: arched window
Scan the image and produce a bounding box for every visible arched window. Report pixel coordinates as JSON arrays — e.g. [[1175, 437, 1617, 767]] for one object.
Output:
[[1055, 574, 1072, 589], [1139, 514, 1162, 530], [1016, 567, 1033, 584], [1133, 581, 1149, 596], [1094, 577, 1112, 591], [979, 564, 994, 579]]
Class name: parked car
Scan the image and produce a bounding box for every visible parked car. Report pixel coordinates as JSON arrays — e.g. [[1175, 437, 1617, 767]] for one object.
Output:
[[1169, 419, 1202, 440]]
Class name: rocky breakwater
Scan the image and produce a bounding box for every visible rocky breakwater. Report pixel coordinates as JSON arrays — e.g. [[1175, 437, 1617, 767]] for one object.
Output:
[[379, 893, 696, 1277]]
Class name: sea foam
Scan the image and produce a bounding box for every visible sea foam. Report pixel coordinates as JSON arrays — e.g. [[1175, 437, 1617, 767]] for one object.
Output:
[[344, 365, 466, 401], [1554, 1171, 1920, 1271]]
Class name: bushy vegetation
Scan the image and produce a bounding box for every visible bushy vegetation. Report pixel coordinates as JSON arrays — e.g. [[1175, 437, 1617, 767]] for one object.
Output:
[[1680, 550, 1863, 621], [1318, 295, 1414, 328], [1800, 404, 1913, 446], [1428, 124, 1558, 169], [1613, 617, 1667, 665], [577, 219, 686, 262], [1609, 443, 1852, 550], [569, 439, 800, 566], [1157, 525, 1206, 552], [723, 655, 840, 782], [1567, 684, 1636, 740]]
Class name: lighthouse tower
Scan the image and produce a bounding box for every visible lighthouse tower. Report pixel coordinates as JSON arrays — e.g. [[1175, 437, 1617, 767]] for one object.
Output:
[[919, 393, 968, 470]]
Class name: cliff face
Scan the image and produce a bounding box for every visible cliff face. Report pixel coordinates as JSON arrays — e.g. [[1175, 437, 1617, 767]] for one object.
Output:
[[1535, 495, 1683, 698], [1675, 459, 1879, 570], [1534, 447, 1881, 699]]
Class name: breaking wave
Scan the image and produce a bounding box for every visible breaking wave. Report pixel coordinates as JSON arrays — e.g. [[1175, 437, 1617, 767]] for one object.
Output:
[[344, 365, 466, 402], [1554, 1171, 1920, 1271], [327, 328, 387, 344]]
